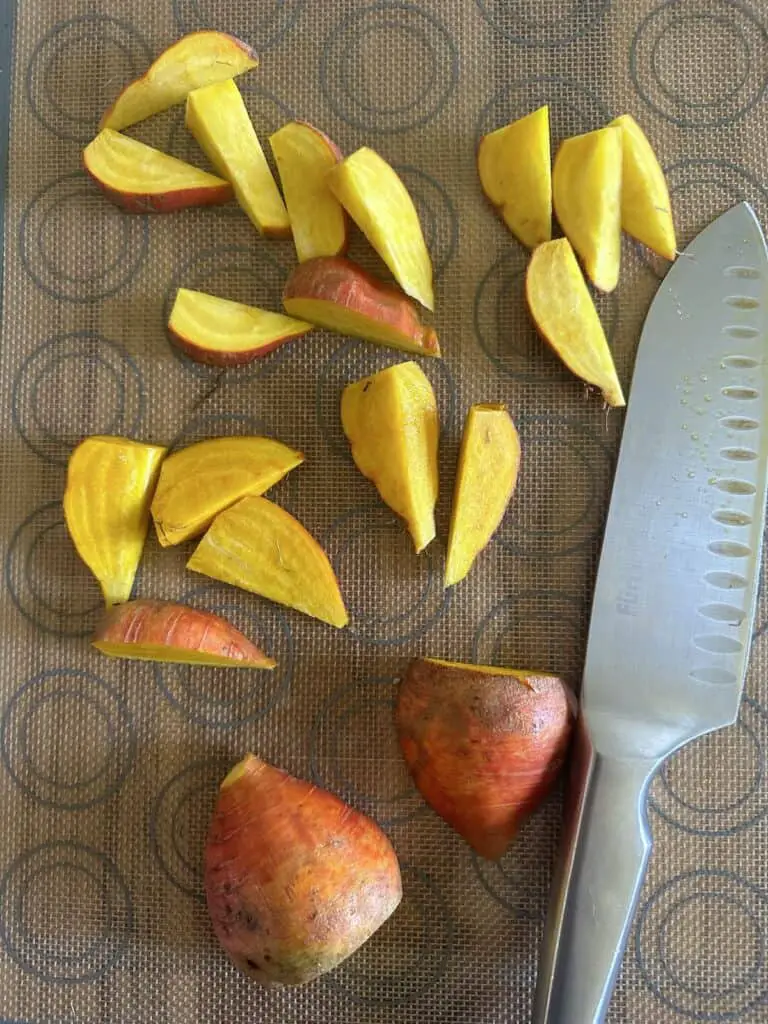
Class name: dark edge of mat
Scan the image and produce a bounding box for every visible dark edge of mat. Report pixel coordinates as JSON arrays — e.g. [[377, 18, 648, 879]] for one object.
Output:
[[0, 0, 15, 327]]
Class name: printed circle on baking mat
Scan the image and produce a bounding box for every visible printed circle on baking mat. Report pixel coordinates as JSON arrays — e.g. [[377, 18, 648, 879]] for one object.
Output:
[[474, 0, 611, 48], [20, 172, 148, 304], [630, 0, 768, 129], [472, 794, 562, 918], [473, 591, 587, 685], [315, 339, 455, 462], [25, 15, 151, 142], [309, 675, 425, 827], [476, 75, 611, 144], [6, 501, 103, 638], [12, 331, 145, 465], [473, 247, 618, 385], [167, 82, 294, 169], [325, 504, 451, 646], [150, 758, 229, 899], [649, 696, 768, 837], [638, 159, 768, 279], [635, 869, 768, 1018], [0, 841, 133, 981], [172, 0, 306, 50], [325, 863, 453, 1005], [494, 416, 615, 558], [164, 244, 290, 380], [1, 669, 135, 810], [321, 2, 458, 133], [154, 584, 294, 729]]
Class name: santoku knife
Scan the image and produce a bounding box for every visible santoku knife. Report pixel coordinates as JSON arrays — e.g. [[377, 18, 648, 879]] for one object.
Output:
[[533, 202, 768, 1024]]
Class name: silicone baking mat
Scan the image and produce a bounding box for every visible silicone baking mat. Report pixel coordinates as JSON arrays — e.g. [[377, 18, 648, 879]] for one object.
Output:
[[1, 1, 767, 1021]]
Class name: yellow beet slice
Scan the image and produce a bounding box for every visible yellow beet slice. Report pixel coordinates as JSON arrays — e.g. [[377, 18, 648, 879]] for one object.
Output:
[[341, 361, 438, 553], [328, 147, 434, 310], [168, 288, 313, 366], [283, 257, 439, 357], [526, 239, 625, 407], [477, 106, 551, 249], [100, 31, 258, 131], [64, 436, 167, 606], [269, 121, 349, 262], [83, 129, 233, 213], [610, 114, 676, 261], [186, 79, 290, 237], [151, 436, 304, 547], [93, 599, 275, 668], [553, 126, 622, 293], [187, 497, 348, 628], [445, 405, 521, 586]]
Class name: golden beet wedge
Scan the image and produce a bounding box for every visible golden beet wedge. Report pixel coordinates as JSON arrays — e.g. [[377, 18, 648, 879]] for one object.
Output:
[[187, 496, 348, 628], [610, 114, 676, 261], [477, 105, 551, 249], [269, 121, 349, 262], [83, 130, 233, 213], [64, 435, 167, 606], [552, 126, 622, 293], [93, 599, 275, 668], [341, 361, 438, 553], [151, 435, 304, 547], [206, 755, 402, 985], [186, 80, 290, 237], [168, 288, 313, 366], [396, 658, 575, 860], [445, 405, 521, 586], [283, 256, 439, 357], [328, 147, 434, 310], [526, 239, 625, 407], [100, 31, 258, 131]]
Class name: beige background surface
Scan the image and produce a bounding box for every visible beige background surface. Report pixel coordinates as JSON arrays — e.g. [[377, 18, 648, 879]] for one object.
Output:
[[1, 1, 768, 1021]]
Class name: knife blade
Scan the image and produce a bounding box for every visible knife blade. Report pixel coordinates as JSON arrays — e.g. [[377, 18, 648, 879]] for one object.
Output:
[[533, 202, 768, 1024]]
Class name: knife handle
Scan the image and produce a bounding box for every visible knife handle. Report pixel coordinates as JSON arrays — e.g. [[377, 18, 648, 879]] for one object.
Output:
[[533, 713, 659, 1024]]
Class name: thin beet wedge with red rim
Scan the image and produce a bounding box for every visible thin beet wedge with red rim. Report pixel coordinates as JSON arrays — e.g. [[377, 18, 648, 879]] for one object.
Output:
[[283, 257, 439, 357], [93, 599, 276, 668], [168, 288, 313, 366], [100, 31, 258, 131], [83, 130, 232, 213]]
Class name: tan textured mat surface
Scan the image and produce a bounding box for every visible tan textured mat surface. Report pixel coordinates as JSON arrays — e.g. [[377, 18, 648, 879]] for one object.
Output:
[[1, 1, 768, 1021]]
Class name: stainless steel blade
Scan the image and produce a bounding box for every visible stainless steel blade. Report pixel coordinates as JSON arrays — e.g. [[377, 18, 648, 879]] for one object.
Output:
[[585, 202, 768, 759], [534, 203, 768, 1024]]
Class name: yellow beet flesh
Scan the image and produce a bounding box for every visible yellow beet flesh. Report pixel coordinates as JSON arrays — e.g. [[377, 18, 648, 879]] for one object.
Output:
[[100, 31, 258, 131], [269, 121, 348, 262], [610, 113, 676, 261], [477, 105, 551, 249], [64, 436, 167, 606], [168, 288, 313, 366], [341, 361, 439, 553], [187, 496, 348, 628], [186, 80, 290, 237], [526, 239, 625, 407], [552, 126, 622, 293], [83, 130, 232, 212], [444, 404, 521, 586], [151, 435, 304, 547], [328, 147, 434, 310]]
